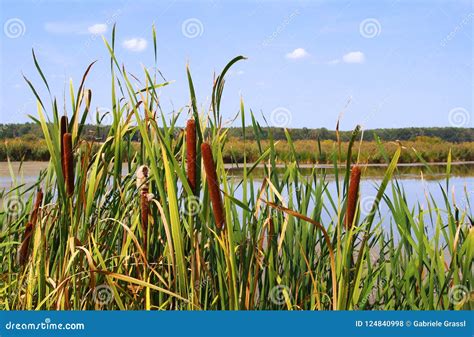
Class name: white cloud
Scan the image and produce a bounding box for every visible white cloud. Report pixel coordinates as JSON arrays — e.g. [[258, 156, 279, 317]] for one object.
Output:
[[342, 51, 365, 64], [228, 69, 244, 76], [122, 38, 147, 52], [88, 23, 107, 35], [286, 48, 309, 59], [327, 59, 341, 65]]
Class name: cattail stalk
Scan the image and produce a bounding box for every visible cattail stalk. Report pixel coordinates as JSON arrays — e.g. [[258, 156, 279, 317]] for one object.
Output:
[[60, 116, 68, 176], [201, 143, 225, 230], [345, 165, 361, 230], [186, 119, 197, 193], [63, 133, 74, 197]]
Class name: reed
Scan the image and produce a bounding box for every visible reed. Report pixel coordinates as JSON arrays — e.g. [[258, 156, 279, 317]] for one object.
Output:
[[186, 119, 197, 193], [201, 142, 225, 230]]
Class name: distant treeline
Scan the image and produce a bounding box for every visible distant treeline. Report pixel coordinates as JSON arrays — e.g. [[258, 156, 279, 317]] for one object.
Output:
[[227, 127, 474, 143], [1, 123, 473, 143]]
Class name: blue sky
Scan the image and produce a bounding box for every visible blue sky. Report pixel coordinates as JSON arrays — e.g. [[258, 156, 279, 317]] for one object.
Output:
[[0, 0, 472, 129]]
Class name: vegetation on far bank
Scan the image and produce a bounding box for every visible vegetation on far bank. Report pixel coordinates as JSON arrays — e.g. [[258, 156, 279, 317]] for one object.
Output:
[[1, 133, 473, 163], [1, 123, 474, 143], [223, 137, 474, 164]]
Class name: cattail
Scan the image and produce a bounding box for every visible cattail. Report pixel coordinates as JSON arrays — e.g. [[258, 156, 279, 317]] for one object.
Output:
[[18, 222, 34, 266], [186, 119, 197, 193], [63, 133, 74, 197], [30, 188, 43, 225], [17, 188, 43, 266], [140, 192, 149, 248], [201, 143, 225, 230], [345, 165, 361, 230], [137, 165, 150, 250], [268, 217, 274, 243], [60, 116, 68, 176]]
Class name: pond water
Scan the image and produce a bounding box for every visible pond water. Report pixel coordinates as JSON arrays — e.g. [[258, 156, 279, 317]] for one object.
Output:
[[1, 161, 472, 188], [238, 175, 472, 234], [1, 161, 472, 233]]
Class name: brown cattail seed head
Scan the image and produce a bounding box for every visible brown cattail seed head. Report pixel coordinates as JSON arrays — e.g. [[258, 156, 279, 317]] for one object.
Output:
[[201, 142, 225, 230], [18, 188, 43, 266], [30, 188, 43, 225], [140, 192, 149, 247], [345, 165, 361, 230], [60, 116, 68, 176], [269, 217, 274, 242], [63, 133, 74, 197], [186, 119, 197, 193], [137, 165, 150, 250], [18, 222, 34, 266]]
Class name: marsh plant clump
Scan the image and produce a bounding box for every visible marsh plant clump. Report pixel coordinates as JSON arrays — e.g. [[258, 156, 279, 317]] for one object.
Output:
[[0, 26, 472, 311]]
